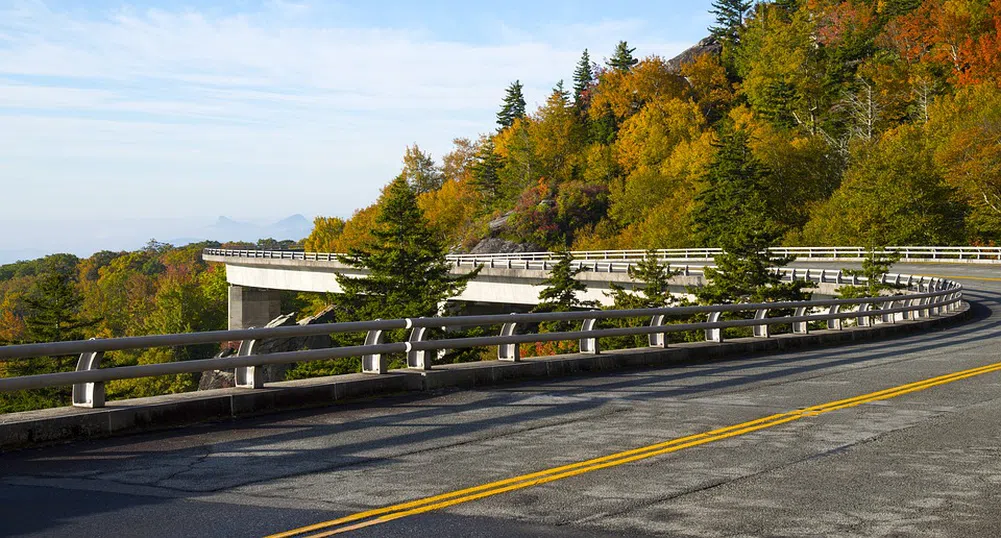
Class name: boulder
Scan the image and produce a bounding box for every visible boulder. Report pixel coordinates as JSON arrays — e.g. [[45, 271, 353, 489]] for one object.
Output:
[[198, 306, 340, 390], [488, 212, 513, 233], [665, 37, 723, 74]]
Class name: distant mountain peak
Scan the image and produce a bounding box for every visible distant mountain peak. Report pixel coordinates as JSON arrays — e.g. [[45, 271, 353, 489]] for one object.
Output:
[[273, 214, 309, 226]]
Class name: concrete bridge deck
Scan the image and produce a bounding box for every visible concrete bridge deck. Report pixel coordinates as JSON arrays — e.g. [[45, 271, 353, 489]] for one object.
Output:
[[1, 262, 1000, 537]]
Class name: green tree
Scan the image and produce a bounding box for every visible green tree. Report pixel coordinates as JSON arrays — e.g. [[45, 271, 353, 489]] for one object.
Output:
[[530, 250, 597, 350], [573, 49, 595, 109], [402, 144, 445, 195], [2, 265, 96, 412], [692, 124, 810, 307], [607, 41, 638, 72], [470, 138, 504, 203], [607, 251, 681, 309], [800, 126, 967, 246], [693, 124, 778, 247], [710, 0, 754, 43], [23, 271, 93, 343], [606, 251, 685, 349], [336, 175, 479, 322], [535, 250, 597, 314], [837, 249, 906, 299], [497, 80, 527, 130]]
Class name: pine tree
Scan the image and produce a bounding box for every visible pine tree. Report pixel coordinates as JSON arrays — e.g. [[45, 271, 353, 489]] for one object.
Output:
[[693, 124, 776, 249], [553, 80, 569, 102], [470, 138, 504, 203], [709, 0, 753, 43], [607, 41, 638, 72], [692, 123, 810, 306], [23, 271, 94, 343], [402, 144, 445, 195], [336, 175, 479, 321], [572, 49, 594, 108], [607, 251, 681, 309], [837, 249, 906, 299], [496, 80, 527, 130], [535, 251, 596, 313], [606, 251, 684, 349]]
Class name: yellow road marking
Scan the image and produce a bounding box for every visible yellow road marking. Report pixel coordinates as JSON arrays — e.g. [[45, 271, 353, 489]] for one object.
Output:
[[269, 360, 1001, 537]]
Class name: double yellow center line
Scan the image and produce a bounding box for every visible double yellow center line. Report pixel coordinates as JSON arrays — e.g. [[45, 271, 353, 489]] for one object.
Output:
[[270, 360, 1001, 537]]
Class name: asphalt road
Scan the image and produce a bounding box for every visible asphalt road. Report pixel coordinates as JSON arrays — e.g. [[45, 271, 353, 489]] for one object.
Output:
[[1, 262, 1000, 537]]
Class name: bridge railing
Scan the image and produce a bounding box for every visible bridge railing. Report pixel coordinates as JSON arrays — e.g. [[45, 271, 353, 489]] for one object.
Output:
[[203, 246, 1001, 265], [448, 246, 1001, 263], [0, 271, 963, 410]]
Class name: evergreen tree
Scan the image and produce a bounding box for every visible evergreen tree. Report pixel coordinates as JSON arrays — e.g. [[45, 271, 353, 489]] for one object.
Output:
[[607, 251, 681, 309], [23, 271, 94, 343], [572, 49, 594, 108], [694, 124, 777, 248], [535, 250, 593, 313], [402, 144, 445, 195], [553, 80, 570, 102], [692, 123, 810, 306], [497, 80, 527, 130], [709, 0, 753, 43], [772, 0, 798, 13], [470, 138, 504, 203], [607, 41, 638, 72], [336, 175, 479, 321], [606, 251, 684, 349], [837, 249, 906, 299]]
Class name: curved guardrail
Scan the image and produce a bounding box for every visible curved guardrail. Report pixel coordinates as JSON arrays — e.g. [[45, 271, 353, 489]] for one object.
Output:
[[203, 246, 1001, 264], [0, 270, 963, 410]]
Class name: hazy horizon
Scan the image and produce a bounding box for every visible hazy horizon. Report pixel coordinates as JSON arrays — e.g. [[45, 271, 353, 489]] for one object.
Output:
[[1, 0, 716, 261], [0, 213, 315, 264]]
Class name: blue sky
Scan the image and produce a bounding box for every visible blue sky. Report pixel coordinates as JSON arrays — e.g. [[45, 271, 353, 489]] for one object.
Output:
[[0, 0, 715, 256]]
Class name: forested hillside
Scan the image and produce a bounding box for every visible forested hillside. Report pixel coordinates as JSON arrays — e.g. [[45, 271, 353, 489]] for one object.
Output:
[[306, 0, 1001, 253], [0, 239, 301, 412]]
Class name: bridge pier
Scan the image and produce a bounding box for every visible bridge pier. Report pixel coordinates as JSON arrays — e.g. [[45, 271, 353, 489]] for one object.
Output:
[[228, 285, 281, 330]]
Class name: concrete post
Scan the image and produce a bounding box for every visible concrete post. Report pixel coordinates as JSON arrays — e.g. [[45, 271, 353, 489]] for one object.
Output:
[[228, 285, 282, 330]]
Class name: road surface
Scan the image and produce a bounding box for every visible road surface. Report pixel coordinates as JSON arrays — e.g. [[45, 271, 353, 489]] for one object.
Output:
[[1, 263, 1000, 537]]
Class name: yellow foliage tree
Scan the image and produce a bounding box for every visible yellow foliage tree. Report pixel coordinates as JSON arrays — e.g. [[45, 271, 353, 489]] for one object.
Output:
[[304, 216, 346, 252], [589, 57, 690, 123]]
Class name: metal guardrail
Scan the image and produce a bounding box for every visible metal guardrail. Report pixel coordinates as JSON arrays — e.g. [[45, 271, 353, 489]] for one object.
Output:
[[0, 271, 963, 410], [203, 246, 1001, 265]]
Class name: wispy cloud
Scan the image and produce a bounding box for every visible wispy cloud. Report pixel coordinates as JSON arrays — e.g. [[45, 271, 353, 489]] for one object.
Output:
[[0, 0, 695, 232]]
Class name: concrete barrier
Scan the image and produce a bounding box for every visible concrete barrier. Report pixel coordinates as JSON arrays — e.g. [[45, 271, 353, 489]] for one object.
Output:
[[0, 302, 972, 452]]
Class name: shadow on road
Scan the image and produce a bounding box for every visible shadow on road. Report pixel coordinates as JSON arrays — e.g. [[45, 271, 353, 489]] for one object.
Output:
[[1, 287, 998, 537]]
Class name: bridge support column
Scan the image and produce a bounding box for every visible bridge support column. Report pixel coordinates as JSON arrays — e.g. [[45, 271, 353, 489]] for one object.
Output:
[[228, 285, 281, 330]]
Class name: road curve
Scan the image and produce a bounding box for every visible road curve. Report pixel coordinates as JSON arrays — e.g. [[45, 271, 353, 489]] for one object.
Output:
[[1, 262, 1000, 537]]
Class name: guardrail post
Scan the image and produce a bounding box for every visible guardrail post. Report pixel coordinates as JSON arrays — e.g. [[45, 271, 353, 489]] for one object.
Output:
[[881, 299, 895, 324], [234, 337, 264, 388], [579, 316, 599, 354], [706, 311, 723, 342], [498, 315, 520, 361], [792, 307, 809, 334], [857, 303, 872, 327], [753, 309, 770, 338], [72, 340, 105, 408], [648, 315, 667, 348], [827, 305, 842, 330], [361, 326, 387, 374], [407, 323, 432, 370]]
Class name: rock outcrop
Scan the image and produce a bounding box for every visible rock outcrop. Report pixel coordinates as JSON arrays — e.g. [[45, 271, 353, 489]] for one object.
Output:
[[198, 305, 339, 390], [469, 237, 546, 255], [665, 37, 723, 74]]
